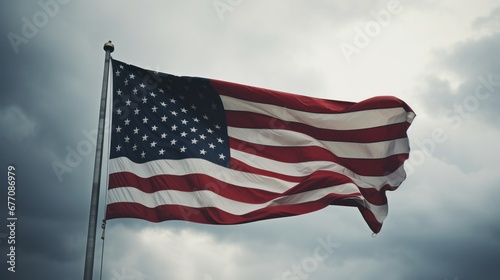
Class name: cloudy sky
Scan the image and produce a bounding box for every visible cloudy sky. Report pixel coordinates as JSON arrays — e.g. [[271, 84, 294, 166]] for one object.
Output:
[[1, 0, 499, 279]]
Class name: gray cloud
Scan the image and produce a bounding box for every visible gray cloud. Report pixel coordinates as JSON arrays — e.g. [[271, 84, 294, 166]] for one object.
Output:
[[420, 33, 500, 125], [1, 1, 499, 280], [473, 6, 500, 33]]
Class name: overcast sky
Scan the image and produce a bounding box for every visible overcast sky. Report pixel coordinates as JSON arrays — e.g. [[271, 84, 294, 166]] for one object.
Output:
[[1, 1, 499, 279]]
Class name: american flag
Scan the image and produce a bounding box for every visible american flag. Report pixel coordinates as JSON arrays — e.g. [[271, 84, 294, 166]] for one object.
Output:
[[106, 58, 415, 233]]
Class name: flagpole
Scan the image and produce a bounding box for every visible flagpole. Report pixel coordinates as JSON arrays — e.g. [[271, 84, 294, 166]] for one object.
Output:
[[83, 40, 114, 280]]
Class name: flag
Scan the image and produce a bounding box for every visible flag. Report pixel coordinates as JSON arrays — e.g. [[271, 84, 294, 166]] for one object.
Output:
[[106, 58, 415, 233]]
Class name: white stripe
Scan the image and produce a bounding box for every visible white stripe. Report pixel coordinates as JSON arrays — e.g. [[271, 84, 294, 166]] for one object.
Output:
[[231, 149, 407, 190], [107, 183, 345, 213], [107, 185, 388, 223], [109, 157, 295, 193], [221, 95, 409, 130], [228, 127, 410, 159]]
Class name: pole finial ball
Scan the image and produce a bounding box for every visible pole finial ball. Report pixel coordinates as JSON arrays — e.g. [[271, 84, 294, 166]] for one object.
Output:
[[103, 40, 114, 52]]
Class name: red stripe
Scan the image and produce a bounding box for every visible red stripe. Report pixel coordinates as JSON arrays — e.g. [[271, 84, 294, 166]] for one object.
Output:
[[229, 160, 393, 205], [229, 158, 303, 182], [109, 171, 284, 203], [226, 111, 412, 143], [230, 137, 409, 176], [109, 168, 391, 206], [212, 79, 414, 114], [106, 193, 372, 227], [109, 170, 357, 199]]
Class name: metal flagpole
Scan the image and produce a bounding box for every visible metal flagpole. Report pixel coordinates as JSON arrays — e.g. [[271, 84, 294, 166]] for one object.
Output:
[[83, 40, 114, 280]]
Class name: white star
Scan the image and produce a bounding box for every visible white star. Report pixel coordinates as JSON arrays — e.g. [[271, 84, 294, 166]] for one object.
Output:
[[161, 133, 167, 138], [150, 92, 156, 97], [141, 151, 146, 158], [133, 88, 138, 95], [142, 117, 149, 124], [190, 127, 197, 133], [217, 138, 224, 143], [191, 105, 197, 110], [124, 79, 129, 85], [180, 146, 186, 152], [133, 127, 139, 134], [171, 125, 178, 131], [125, 99, 131, 106], [116, 145, 121, 151], [200, 149, 207, 155], [219, 154, 226, 160], [116, 108, 122, 115], [119, 65, 124, 69], [142, 97, 147, 103], [159, 149, 165, 155], [203, 115, 209, 120], [181, 119, 188, 125], [115, 70, 121, 76], [132, 144, 137, 151], [181, 108, 188, 113], [159, 88, 164, 93], [124, 119, 130, 125], [199, 134, 206, 140], [170, 139, 177, 145], [116, 89, 122, 95], [151, 125, 158, 131], [161, 115, 167, 122], [142, 134, 149, 141], [160, 102, 167, 107], [170, 111, 178, 116], [179, 95, 185, 100], [209, 143, 215, 149], [150, 141, 157, 147], [152, 106, 158, 112], [129, 74, 135, 79], [211, 103, 217, 109], [170, 98, 176, 104], [193, 118, 200, 123], [207, 128, 213, 134], [180, 132, 187, 137], [139, 83, 146, 88], [116, 126, 122, 132], [215, 124, 221, 130], [124, 136, 130, 143], [191, 138, 198, 144], [134, 108, 140, 115]]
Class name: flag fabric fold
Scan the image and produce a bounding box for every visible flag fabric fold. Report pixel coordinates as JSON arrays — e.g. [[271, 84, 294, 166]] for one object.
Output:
[[106, 58, 415, 233]]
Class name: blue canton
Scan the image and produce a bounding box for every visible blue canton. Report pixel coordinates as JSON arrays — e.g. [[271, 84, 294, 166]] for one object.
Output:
[[110, 59, 230, 167]]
